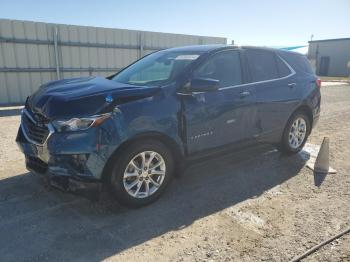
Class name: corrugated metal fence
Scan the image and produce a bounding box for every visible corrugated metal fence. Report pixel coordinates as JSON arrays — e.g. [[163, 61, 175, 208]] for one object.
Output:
[[0, 19, 226, 105]]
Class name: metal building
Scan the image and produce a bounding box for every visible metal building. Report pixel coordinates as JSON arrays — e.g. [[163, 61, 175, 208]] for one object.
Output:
[[308, 38, 350, 77], [0, 19, 226, 105]]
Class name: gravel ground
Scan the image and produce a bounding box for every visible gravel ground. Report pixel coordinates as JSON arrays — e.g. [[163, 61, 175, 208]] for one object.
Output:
[[0, 83, 349, 261]]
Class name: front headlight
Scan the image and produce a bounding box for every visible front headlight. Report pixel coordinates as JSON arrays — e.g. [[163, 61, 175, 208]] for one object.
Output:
[[52, 113, 111, 132]]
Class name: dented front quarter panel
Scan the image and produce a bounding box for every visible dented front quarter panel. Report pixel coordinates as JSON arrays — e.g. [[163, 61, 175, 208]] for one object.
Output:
[[99, 84, 184, 169], [18, 84, 184, 181], [116, 86, 182, 143]]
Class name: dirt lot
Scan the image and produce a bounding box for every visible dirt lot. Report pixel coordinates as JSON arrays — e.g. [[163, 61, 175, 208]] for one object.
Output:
[[0, 83, 349, 262]]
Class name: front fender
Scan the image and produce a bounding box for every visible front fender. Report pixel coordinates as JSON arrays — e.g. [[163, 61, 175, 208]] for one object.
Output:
[[100, 91, 184, 176]]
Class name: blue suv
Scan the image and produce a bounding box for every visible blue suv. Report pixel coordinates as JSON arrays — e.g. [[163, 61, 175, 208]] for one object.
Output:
[[16, 45, 321, 207]]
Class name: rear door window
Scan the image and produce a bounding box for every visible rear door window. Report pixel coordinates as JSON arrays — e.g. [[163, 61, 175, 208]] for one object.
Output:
[[193, 50, 242, 88], [245, 50, 279, 82]]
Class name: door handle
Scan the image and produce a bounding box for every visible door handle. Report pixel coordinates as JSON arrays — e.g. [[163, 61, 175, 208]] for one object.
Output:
[[240, 91, 250, 98], [288, 83, 296, 88]]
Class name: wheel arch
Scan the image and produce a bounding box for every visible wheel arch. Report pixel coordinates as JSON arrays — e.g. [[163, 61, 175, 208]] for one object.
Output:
[[101, 131, 184, 182], [282, 104, 314, 141], [293, 105, 314, 133]]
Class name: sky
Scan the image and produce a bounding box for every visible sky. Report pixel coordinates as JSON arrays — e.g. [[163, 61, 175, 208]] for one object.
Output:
[[0, 0, 349, 46]]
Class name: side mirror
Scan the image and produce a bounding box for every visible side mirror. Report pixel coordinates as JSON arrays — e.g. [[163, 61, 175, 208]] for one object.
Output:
[[187, 78, 220, 93]]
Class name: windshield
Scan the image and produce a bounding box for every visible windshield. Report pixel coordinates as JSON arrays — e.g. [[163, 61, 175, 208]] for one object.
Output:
[[111, 50, 202, 86]]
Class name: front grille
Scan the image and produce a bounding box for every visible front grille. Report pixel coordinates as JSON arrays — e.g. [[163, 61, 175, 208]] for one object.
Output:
[[22, 110, 50, 144]]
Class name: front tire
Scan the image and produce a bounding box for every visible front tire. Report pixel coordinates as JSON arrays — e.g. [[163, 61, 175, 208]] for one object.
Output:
[[109, 139, 174, 208], [280, 112, 311, 154]]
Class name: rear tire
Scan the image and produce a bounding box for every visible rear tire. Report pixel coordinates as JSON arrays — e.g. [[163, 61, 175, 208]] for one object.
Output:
[[109, 139, 174, 208], [280, 111, 311, 154]]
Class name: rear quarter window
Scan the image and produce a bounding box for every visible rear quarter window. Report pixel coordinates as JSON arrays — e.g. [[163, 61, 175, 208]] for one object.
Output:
[[276, 56, 292, 77], [281, 52, 314, 75]]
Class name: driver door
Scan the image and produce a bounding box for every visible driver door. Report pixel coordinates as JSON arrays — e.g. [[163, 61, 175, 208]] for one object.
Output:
[[181, 50, 257, 154]]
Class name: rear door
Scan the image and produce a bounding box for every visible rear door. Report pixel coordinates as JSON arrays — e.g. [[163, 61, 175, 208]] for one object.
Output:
[[182, 49, 257, 154], [243, 49, 298, 142]]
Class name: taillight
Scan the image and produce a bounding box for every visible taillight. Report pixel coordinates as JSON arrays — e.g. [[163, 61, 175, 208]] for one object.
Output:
[[316, 78, 321, 88]]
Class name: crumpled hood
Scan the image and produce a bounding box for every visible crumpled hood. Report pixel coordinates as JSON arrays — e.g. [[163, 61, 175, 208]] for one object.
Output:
[[27, 76, 161, 119]]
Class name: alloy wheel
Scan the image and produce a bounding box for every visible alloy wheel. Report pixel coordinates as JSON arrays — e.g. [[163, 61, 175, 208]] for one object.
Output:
[[288, 117, 307, 149], [123, 151, 166, 198]]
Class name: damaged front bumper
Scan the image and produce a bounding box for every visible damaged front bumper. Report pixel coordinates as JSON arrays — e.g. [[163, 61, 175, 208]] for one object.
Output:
[[16, 110, 119, 190]]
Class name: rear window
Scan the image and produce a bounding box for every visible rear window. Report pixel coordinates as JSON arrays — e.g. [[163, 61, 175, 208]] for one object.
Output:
[[245, 50, 279, 82], [282, 53, 314, 75]]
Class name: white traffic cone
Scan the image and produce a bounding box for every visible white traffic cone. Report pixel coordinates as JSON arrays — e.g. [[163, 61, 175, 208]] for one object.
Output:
[[314, 137, 329, 174]]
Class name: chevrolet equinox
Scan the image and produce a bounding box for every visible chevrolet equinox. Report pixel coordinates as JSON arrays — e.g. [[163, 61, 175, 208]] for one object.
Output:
[[16, 45, 321, 207]]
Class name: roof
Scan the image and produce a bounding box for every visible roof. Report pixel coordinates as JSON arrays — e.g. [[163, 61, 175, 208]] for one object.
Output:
[[164, 44, 301, 55], [241, 45, 304, 56], [309, 37, 350, 43], [165, 44, 227, 52]]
